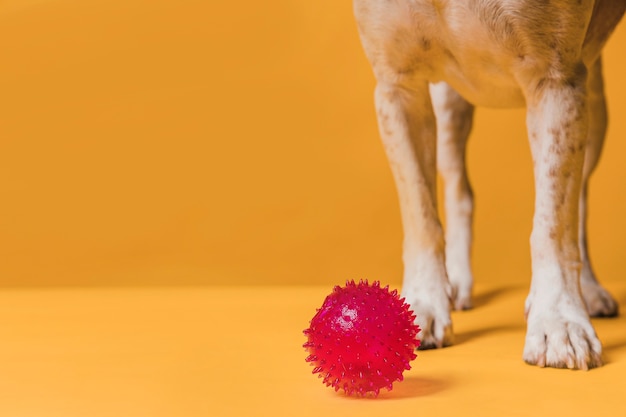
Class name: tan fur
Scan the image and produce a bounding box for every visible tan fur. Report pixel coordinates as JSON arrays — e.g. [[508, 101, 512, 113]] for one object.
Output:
[[354, 0, 624, 369]]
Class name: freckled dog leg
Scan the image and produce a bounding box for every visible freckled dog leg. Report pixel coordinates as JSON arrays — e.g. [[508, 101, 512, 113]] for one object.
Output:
[[431, 82, 475, 310], [523, 68, 603, 370], [353, 0, 453, 349], [579, 57, 618, 317], [375, 81, 453, 349]]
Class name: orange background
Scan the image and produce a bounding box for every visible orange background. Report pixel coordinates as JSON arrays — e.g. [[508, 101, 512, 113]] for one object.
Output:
[[1, 0, 625, 288], [1, 2, 625, 417]]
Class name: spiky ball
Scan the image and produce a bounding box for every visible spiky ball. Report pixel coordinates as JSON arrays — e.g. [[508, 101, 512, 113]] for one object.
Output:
[[303, 280, 421, 396]]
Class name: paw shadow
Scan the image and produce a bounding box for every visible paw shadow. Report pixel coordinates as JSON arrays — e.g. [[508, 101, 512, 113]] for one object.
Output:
[[600, 337, 626, 366], [617, 290, 626, 307], [603, 338, 626, 352], [471, 286, 521, 309], [454, 324, 525, 345]]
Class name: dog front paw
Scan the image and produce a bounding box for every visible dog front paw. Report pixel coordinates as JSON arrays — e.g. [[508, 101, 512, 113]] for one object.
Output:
[[523, 296, 603, 370], [415, 309, 454, 349], [403, 285, 454, 349]]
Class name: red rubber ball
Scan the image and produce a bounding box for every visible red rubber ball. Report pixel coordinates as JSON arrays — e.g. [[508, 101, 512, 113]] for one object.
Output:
[[303, 280, 421, 396]]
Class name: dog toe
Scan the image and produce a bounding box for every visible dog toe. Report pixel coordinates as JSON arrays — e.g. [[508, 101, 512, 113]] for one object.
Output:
[[417, 319, 454, 350], [523, 312, 603, 370], [409, 305, 454, 350], [453, 294, 473, 311]]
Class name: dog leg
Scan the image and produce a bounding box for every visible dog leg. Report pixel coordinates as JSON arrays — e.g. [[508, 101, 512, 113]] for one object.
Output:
[[579, 56, 619, 317], [353, 0, 456, 349], [431, 82, 475, 310], [523, 65, 603, 369], [374, 81, 453, 349]]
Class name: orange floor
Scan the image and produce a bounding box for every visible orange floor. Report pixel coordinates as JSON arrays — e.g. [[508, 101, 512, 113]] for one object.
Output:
[[0, 280, 624, 417]]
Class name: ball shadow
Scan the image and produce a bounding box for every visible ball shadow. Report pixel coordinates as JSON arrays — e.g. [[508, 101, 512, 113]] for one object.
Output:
[[378, 376, 450, 400], [338, 376, 450, 400]]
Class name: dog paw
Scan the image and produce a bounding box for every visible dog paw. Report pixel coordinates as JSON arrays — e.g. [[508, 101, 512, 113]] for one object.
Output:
[[450, 280, 473, 311], [581, 280, 619, 318], [415, 310, 454, 349], [446, 255, 474, 311], [402, 285, 454, 349], [523, 297, 603, 370]]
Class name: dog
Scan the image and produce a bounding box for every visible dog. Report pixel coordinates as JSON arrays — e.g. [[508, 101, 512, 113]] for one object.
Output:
[[353, 0, 624, 369]]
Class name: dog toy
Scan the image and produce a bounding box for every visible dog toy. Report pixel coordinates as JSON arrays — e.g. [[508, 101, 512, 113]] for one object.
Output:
[[303, 280, 420, 396]]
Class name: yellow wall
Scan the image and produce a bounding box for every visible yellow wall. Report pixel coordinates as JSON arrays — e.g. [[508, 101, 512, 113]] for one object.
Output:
[[0, 0, 625, 286]]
